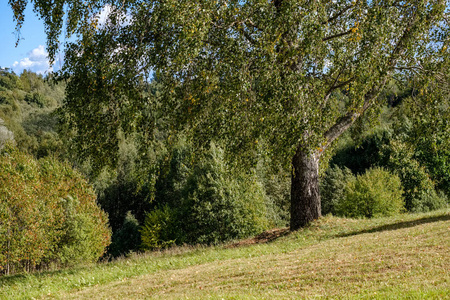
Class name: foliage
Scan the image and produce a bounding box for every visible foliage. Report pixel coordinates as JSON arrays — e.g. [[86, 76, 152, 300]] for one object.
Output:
[[392, 96, 450, 198], [0, 146, 111, 275], [181, 144, 270, 244], [24, 92, 49, 108], [320, 165, 354, 216], [146, 141, 271, 246], [0, 69, 65, 158], [140, 205, 177, 251], [256, 163, 291, 227], [47, 0, 447, 164], [384, 140, 448, 212], [331, 129, 392, 174], [0, 69, 20, 91], [330, 94, 449, 213], [108, 211, 141, 258], [99, 137, 276, 253], [0, 119, 15, 148], [334, 167, 405, 218], [98, 179, 152, 232], [153, 137, 192, 210], [253, 141, 291, 226], [415, 136, 450, 198], [95, 136, 158, 232]]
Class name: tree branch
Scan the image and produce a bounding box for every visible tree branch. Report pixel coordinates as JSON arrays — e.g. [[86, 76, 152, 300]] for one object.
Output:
[[322, 29, 353, 42], [245, 19, 262, 31], [322, 72, 355, 109], [329, 76, 355, 93], [322, 11, 420, 150], [240, 27, 257, 45], [322, 79, 388, 148]]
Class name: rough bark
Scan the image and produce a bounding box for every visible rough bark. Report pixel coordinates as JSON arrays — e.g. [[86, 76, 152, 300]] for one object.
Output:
[[290, 147, 321, 230]]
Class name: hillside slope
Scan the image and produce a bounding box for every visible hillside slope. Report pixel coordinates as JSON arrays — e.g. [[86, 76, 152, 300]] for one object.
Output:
[[1, 209, 449, 299]]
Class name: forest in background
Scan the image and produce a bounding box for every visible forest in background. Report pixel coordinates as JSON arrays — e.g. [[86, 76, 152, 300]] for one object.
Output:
[[0, 67, 448, 275]]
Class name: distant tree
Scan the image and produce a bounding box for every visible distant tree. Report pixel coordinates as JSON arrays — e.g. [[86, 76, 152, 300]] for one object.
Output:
[[11, 0, 450, 229]]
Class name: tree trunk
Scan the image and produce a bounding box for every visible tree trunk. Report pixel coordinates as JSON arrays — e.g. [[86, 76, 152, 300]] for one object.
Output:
[[290, 147, 321, 230]]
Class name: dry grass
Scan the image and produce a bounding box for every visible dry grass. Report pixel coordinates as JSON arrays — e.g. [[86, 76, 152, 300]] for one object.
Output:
[[59, 212, 449, 299]]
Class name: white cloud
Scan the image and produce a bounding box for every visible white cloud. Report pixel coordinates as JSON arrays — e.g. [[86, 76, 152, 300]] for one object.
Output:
[[12, 45, 60, 75], [97, 4, 112, 27]]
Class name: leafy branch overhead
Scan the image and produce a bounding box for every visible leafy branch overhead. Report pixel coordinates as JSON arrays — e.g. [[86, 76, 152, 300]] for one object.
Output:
[[10, 0, 450, 228]]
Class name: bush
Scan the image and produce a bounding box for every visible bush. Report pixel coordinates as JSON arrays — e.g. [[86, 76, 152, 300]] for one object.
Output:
[[0, 146, 111, 275], [320, 165, 354, 215], [142, 142, 271, 247], [411, 190, 448, 213], [180, 144, 270, 245], [335, 167, 405, 218], [140, 205, 177, 250], [331, 129, 448, 213], [383, 140, 447, 212], [108, 211, 141, 257]]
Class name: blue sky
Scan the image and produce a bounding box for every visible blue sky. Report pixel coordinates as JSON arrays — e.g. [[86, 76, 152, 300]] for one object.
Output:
[[0, 2, 60, 75]]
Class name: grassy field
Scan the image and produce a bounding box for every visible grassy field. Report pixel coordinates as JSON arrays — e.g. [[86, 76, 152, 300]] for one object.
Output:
[[1, 209, 449, 299]]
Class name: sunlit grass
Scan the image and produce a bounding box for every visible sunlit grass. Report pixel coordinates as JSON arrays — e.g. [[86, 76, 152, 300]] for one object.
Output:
[[1, 209, 448, 299]]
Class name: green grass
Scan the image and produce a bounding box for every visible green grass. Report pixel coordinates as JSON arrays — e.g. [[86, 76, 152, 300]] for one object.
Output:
[[1, 209, 449, 299]]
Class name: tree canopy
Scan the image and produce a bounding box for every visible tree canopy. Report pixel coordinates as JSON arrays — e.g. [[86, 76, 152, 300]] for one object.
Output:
[[10, 0, 450, 229]]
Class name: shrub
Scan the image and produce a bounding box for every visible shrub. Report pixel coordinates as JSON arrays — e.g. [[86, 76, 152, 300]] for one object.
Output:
[[108, 211, 141, 257], [335, 167, 405, 218], [39, 157, 111, 266], [144, 142, 271, 247], [410, 190, 448, 213], [331, 130, 448, 213], [140, 205, 177, 250], [383, 140, 446, 212], [320, 165, 354, 215], [0, 146, 111, 275], [180, 144, 270, 245]]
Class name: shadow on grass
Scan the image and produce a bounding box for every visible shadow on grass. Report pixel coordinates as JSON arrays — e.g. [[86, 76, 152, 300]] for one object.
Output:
[[227, 213, 450, 248], [225, 228, 290, 248], [338, 214, 450, 238]]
